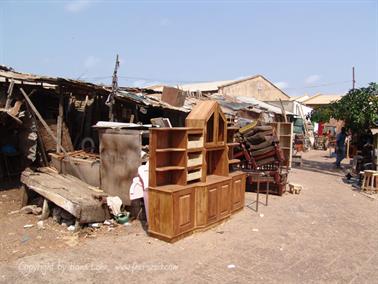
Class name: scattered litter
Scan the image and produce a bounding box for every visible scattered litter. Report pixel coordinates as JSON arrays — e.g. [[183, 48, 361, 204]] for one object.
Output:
[[227, 264, 236, 269], [67, 225, 76, 231], [21, 235, 30, 243], [280, 247, 284, 251], [36, 235, 42, 240], [252, 228, 259, 232], [106, 196, 123, 216], [289, 183, 303, 194], [23, 224, 34, 229], [124, 222, 131, 227], [259, 213, 264, 218], [103, 220, 112, 226], [115, 212, 130, 224], [89, 223, 101, 228], [20, 205, 42, 215], [37, 221, 45, 230], [216, 231, 224, 234]]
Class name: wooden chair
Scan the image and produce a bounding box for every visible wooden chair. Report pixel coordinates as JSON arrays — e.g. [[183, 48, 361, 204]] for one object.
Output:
[[361, 170, 378, 193]]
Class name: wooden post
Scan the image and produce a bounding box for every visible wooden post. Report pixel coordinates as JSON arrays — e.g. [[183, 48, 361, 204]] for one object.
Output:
[[56, 90, 64, 153], [39, 199, 50, 220], [20, 185, 29, 208], [346, 137, 350, 159], [5, 79, 15, 109], [279, 99, 287, 123]]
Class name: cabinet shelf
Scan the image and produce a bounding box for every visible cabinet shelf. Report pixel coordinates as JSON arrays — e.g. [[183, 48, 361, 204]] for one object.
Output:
[[187, 164, 202, 171], [227, 142, 239, 147], [187, 147, 203, 153], [229, 159, 240, 165], [156, 148, 186, 152], [227, 127, 239, 131], [156, 166, 185, 172]]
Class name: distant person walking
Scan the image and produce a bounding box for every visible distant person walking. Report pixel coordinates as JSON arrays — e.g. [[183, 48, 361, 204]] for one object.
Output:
[[335, 127, 347, 168]]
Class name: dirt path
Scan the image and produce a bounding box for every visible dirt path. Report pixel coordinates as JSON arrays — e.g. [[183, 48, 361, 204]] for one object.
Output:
[[0, 150, 377, 283]]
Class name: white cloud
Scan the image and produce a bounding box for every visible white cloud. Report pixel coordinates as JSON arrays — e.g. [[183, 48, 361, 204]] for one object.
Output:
[[305, 74, 321, 84], [133, 80, 147, 87], [84, 56, 100, 69], [65, 0, 91, 13], [159, 18, 171, 26], [274, 81, 289, 89], [234, 75, 248, 81]]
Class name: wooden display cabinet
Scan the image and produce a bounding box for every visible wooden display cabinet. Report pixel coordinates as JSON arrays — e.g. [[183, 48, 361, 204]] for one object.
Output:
[[148, 102, 246, 242], [186, 101, 227, 148], [227, 126, 241, 172], [230, 171, 246, 212], [269, 122, 293, 168]]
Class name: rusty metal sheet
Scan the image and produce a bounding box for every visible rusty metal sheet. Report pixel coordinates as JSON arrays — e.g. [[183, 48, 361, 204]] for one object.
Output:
[[99, 129, 142, 205]]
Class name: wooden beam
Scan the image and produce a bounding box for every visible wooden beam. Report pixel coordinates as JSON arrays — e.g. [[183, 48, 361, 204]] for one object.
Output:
[[56, 91, 64, 153], [5, 79, 15, 109], [279, 99, 288, 123]]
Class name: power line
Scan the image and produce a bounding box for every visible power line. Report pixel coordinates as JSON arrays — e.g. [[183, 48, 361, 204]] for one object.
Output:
[[81, 75, 353, 90]]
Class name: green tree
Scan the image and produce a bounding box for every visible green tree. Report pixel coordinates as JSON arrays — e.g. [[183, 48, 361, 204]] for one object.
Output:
[[332, 83, 378, 133], [310, 105, 334, 124], [310, 83, 378, 134]]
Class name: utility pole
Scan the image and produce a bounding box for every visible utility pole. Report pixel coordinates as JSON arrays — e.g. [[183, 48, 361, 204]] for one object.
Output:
[[107, 54, 120, 121], [352, 66, 355, 90]]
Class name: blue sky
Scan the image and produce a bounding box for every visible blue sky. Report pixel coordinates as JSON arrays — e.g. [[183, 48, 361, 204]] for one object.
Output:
[[0, 0, 377, 97]]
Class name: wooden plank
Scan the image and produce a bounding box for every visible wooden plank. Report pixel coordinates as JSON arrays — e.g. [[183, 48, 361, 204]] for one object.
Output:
[[20, 185, 29, 208], [21, 169, 107, 223]]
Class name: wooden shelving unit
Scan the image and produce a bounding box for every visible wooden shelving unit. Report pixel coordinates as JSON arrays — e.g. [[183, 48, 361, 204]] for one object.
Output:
[[148, 101, 246, 242], [269, 122, 293, 168], [227, 126, 241, 172]]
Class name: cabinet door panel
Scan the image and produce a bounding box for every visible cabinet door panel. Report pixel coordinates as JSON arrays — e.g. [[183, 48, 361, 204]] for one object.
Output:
[[218, 182, 231, 219], [207, 186, 218, 224], [232, 178, 242, 210], [231, 174, 246, 212], [174, 188, 194, 235]]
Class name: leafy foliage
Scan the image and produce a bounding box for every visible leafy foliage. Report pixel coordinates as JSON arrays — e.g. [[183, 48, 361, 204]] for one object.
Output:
[[310, 83, 378, 134], [310, 105, 334, 124], [332, 83, 378, 133]]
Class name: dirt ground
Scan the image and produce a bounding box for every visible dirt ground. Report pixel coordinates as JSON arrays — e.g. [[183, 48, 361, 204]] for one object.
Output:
[[0, 150, 377, 283]]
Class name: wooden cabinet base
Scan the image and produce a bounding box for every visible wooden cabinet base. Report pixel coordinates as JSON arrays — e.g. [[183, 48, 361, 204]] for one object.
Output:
[[148, 210, 244, 243], [148, 171, 246, 243]]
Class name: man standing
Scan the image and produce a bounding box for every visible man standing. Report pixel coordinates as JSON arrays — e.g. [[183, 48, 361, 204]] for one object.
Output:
[[335, 127, 347, 168]]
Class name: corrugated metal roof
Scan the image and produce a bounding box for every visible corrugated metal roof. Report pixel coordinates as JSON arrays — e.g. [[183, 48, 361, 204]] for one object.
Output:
[[0, 69, 110, 93], [178, 80, 235, 92], [236, 96, 294, 115], [302, 94, 343, 105]]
